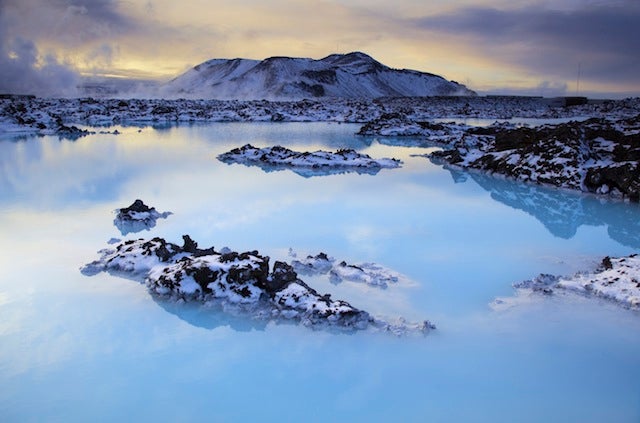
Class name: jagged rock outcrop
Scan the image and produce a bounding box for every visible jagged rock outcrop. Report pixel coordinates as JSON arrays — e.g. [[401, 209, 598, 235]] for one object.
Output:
[[429, 116, 640, 201], [510, 255, 640, 310], [82, 236, 434, 333], [113, 199, 172, 235], [217, 144, 402, 177]]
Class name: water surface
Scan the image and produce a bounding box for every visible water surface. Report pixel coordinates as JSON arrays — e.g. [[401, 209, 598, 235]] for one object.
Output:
[[1, 123, 639, 422]]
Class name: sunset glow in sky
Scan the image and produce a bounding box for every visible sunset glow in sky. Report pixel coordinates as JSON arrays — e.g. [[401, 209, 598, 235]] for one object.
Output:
[[1, 0, 639, 98]]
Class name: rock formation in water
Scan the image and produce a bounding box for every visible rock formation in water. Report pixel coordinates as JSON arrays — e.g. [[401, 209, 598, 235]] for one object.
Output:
[[217, 144, 402, 177], [509, 255, 640, 310], [428, 115, 640, 202], [113, 199, 172, 235], [290, 250, 401, 289], [81, 235, 434, 334]]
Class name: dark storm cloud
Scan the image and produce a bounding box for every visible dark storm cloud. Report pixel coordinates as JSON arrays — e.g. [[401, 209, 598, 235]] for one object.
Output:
[[415, 2, 640, 90]]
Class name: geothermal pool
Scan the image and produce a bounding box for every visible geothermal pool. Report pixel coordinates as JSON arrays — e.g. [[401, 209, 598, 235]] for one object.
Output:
[[1, 122, 639, 422]]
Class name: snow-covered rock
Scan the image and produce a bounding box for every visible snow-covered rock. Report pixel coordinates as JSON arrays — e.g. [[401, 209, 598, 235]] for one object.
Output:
[[82, 236, 433, 333], [329, 261, 400, 289], [113, 199, 172, 235], [357, 112, 472, 142], [217, 144, 402, 177], [0, 98, 93, 139], [429, 115, 640, 201], [290, 250, 401, 289], [508, 255, 640, 310], [2, 97, 640, 136], [290, 251, 335, 276], [81, 237, 186, 277], [161, 52, 475, 100]]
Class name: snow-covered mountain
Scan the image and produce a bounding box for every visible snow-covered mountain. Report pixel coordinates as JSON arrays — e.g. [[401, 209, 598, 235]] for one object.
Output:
[[161, 52, 476, 100]]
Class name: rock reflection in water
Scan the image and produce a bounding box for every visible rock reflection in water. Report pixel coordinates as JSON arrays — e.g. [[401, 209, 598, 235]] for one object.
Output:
[[443, 167, 640, 248]]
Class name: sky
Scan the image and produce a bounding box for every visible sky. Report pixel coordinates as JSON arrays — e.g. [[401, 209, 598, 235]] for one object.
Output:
[[0, 0, 638, 98]]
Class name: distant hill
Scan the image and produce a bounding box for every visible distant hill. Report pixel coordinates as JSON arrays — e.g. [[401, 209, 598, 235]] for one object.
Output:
[[161, 52, 476, 100]]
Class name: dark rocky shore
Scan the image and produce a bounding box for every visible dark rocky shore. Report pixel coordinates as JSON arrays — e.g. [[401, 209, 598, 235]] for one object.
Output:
[[429, 115, 640, 201]]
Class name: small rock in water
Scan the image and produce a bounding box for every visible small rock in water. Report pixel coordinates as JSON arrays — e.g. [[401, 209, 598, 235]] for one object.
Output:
[[113, 199, 172, 235]]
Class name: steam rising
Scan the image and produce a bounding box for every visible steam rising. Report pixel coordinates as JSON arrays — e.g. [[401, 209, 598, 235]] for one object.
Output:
[[0, 37, 80, 96]]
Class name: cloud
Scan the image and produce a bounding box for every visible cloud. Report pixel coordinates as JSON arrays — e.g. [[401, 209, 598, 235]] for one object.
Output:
[[1, 0, 637, 98], [0, 0, 136, 95], [1, 0, 135, 46], [414, 2, 640, 94], [0, 37, 80, 96]]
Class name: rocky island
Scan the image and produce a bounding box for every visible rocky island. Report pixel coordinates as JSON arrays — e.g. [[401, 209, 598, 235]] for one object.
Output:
[[113, 199, 172, 235], [217, 144, 402, 177], [494, 255, 640, 311], [82, 235, 433, 335]]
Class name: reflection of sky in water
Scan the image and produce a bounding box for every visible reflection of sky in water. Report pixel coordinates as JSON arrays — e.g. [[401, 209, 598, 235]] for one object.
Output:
[[1, 123, 639, 421]]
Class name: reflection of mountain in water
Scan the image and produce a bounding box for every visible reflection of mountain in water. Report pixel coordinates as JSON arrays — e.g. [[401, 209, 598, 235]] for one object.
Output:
[[444, 167, 640, 249]]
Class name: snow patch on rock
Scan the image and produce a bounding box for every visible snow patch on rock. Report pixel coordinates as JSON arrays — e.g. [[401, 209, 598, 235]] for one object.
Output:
[[289, 250, 403, 289], [494, 255, 640, 311], [217, 144, 402, 177], [113, 199, 172, 235], [82, 236, 433, 334]]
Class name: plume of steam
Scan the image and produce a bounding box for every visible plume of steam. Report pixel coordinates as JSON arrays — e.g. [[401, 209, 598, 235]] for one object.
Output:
[[0, 37, 80, 97]]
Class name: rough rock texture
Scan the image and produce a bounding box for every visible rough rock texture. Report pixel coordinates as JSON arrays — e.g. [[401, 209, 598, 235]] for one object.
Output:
[[113, 199, 172, 235], [82, 236, 433, 333], [290, 252, 335, 276], [357, 112, 471, 142], [512, 255, 640, 309], [289, 250, 401, 289], [429, 116, 640, 201], [2, 97, 640, 139], [217, 144, 402, 177]]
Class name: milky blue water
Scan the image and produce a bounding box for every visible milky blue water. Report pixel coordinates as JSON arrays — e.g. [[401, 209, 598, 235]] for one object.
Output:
[[1, 123, 639, 422]]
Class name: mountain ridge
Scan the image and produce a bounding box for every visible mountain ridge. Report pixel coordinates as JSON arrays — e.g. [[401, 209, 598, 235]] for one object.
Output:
[[161, 51, 476, 100]]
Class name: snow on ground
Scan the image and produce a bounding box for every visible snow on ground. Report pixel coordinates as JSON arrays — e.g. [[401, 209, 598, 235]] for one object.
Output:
[[493, 255, 640, 311], [2, 96, 639, 139]]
